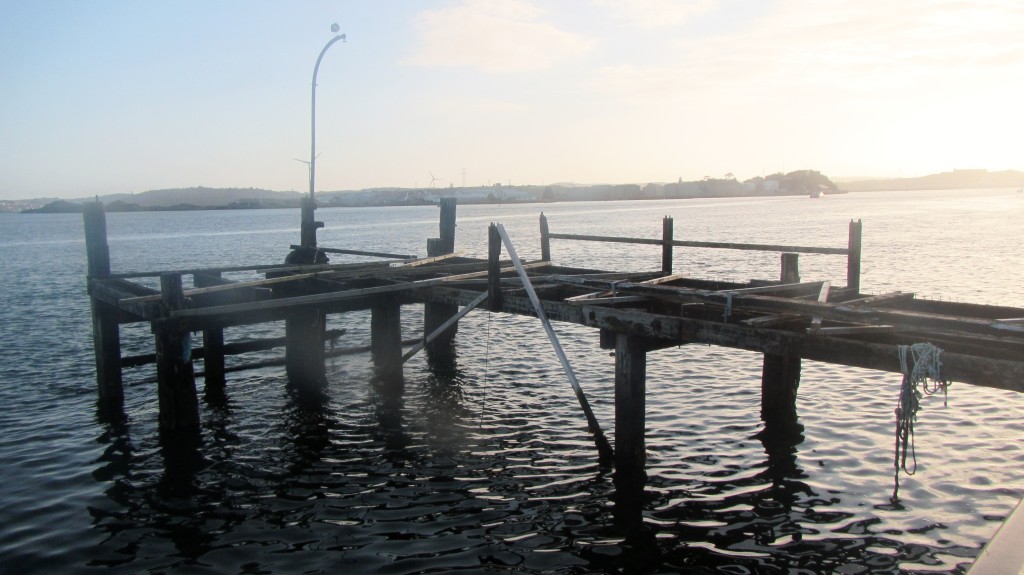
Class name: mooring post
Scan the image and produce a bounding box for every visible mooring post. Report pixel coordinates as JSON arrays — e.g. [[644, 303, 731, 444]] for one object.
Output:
[[847, 219, 862, 294], [539, 212, 551, 262], [614, 333, 647, 531], [761, 253, 802, 433], [424, 199, 459, 355], [487, 223, 503, 312], [371, 299, 404, 393], [662, 216, 674, 275], [155, 273, 199, 432], [193, 272, 226, 398]]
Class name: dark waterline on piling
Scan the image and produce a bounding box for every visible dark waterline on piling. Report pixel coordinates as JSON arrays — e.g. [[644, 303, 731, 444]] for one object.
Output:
[[1, 189, 1023, 573]]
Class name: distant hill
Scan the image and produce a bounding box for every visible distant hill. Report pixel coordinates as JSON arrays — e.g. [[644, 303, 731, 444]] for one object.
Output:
[[97, 187, 303, 208], [839, 169, 1023, 192]]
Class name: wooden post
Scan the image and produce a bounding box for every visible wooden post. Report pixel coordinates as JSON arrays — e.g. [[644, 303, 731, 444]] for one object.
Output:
[[847, 219, 862, 293], [662, 216, 674, 275], [299, 196, 323, 248], [424, 199, 459, 354], [193, 272, 225, 398], [285, 307, 327, 390], [614, 333, 647, 531], [487, 223, 503, 312], [761, 253, 802, 434], [539, 212, 551, 262], [83, 202, 123, 409], [438, 197, 456, 254], [760, 353, 802, 433], [371, 299, 404, 393], [781, 252, 800, 284], [155, 273, 199, 432]]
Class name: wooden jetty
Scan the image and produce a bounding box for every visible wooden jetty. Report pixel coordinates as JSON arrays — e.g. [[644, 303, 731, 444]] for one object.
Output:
[[84, 199, 1024, 528]]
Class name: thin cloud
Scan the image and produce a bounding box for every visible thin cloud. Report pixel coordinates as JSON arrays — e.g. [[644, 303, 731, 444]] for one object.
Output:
[[403, 0, 595, 73], [591, 0, 719, 28], [593, 0, 1024, 102]]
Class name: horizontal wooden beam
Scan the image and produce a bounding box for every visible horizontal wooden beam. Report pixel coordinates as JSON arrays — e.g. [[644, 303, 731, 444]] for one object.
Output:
[[108, 259, 395, 280], [547, 232, 848, 255]]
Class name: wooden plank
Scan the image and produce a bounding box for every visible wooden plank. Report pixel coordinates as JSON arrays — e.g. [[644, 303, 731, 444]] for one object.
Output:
[[390, 252, 462, 268], [566, 295, 650, 306], [718, 281, 825, 296], [841, 291, 916, 307], [742, 313, 805, 328], [809, 281, 831, 332], [290, 244, 416, 260], [809, 325, 898, 336]]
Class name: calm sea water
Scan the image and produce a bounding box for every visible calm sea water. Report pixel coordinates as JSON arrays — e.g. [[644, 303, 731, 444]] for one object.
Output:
[[1, 189, 1022, 574]]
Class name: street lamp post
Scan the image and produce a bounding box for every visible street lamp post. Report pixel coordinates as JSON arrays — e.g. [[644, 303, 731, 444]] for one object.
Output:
[[300, 23, 345, 249]]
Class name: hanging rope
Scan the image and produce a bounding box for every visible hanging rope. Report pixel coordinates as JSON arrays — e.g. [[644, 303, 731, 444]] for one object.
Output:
[[479, 309, 492, 429], [892, 342, 951, 501]]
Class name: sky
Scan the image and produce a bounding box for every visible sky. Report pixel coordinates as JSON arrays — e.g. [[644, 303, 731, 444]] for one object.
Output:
[[1, 0, 1022, 200]]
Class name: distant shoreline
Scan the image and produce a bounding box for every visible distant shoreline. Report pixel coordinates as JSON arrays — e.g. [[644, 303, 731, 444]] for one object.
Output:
[[8, 168, 1022, 213]]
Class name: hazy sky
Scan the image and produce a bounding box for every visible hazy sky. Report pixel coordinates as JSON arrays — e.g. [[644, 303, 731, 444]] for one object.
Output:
[[2, 0, 1022, 200]]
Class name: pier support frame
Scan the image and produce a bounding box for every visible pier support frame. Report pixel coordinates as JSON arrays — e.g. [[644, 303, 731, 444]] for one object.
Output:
[[155, 273, 199, 432], [84, 202, 124, 412], [372, 299, 404, 393]]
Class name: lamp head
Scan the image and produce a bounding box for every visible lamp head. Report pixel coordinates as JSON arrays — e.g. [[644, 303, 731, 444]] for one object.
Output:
[[331, 23, 340, 33]]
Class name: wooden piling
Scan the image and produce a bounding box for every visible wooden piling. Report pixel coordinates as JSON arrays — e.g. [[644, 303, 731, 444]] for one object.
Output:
[[371, 299, 404, 393], [539, 213, 551, 262], [438, 197, 457, 254], [155, 273, 199, 432], [847, 219, 862, 293], [614, 333, 647, 530], [193, 272, 226, 397], [424, 199, 459, 354], [761, 253, 802, 433], [487, 224, 503, 312], [285, 307, 327, 389], [84, 202, 123, 408], [662, 216, 674, 275], [781, 253, 800, 284], [299, 196, 323, 248]]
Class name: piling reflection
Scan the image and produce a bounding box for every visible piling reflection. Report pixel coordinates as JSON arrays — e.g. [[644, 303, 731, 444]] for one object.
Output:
[[281, 387, 334, 475]]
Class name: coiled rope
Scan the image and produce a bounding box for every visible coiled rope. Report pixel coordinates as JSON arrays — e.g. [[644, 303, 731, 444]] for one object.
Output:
[[892, 342, 951, 500]]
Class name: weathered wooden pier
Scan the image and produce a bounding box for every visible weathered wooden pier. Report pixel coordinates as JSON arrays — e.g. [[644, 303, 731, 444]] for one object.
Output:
[[84, 199, 1024, 534]]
